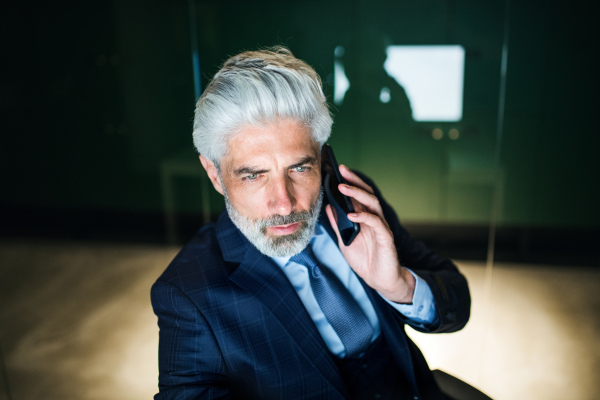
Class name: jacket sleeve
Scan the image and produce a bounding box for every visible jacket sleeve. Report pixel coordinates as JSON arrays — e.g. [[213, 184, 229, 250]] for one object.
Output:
[[151, 279, 232, 400], [358, 172, 471, 334]]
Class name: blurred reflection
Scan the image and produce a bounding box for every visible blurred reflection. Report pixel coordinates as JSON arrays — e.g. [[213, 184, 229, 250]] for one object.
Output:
[[337, 30, 414, 122], [384, 45, 465, 122], [333, 45, 350, 106], [333, 28, 414, 172]]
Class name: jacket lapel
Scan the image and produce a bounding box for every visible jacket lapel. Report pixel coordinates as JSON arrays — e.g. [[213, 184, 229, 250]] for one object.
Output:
[[216, 211, 346, 396]]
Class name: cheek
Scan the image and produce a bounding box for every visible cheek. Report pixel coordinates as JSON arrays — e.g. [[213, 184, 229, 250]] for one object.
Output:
[[225, 183, 270, 218], [299, 177, 322, 207]]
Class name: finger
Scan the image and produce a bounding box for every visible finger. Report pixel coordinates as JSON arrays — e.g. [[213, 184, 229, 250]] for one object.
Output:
[[325, 204, 347, 249], [347, 211, 392, 241], [339, 183, 383, 216], [338, 164, 374, 195]]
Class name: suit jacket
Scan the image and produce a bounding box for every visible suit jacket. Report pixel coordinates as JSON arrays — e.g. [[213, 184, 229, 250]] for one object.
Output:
[[151, 174, 470, 399]]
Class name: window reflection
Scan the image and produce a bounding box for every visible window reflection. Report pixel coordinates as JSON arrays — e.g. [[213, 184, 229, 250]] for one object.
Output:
[[335, 44, 465, 122], [385, 45, 465, 122], [333, 45, 350, 106]]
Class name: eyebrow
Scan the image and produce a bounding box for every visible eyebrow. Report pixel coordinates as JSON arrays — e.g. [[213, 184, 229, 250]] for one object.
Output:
[[233, 166, 268, 176], [232, 156, 318, 176], [288, 156, 318, 170]]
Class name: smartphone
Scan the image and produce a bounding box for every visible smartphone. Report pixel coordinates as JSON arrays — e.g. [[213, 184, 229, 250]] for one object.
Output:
[[321, 144, 360, 246]]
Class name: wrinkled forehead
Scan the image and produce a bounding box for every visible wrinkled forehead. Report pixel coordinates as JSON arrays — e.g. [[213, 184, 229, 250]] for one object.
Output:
[[220, 118, 320, 170]]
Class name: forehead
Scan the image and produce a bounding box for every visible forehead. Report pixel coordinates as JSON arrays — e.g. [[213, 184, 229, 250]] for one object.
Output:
[[223, 119, 318, 167]]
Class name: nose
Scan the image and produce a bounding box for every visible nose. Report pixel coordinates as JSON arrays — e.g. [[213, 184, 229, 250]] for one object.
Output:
[[268, 175, 296, 216]]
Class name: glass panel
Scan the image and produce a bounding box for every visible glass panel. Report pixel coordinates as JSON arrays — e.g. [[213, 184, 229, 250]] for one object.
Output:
[[189, 0, 506, 240], [187, 5, 508, 398], [186, 2, 600, 398], [327, 1, 506, 242]]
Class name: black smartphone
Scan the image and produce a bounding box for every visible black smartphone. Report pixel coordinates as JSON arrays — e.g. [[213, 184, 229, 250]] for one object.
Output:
[[321, 144, 360, 246]]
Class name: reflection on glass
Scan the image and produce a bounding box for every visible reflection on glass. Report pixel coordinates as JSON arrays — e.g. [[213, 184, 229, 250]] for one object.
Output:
[[333, 45, 350, 105], [448, 128, 460, 140], [379, 87, 391, 103], [384, 45, 465, 122]]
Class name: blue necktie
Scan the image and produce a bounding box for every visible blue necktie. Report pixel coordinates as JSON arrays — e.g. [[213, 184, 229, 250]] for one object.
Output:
[[290, 246, 374, 358]]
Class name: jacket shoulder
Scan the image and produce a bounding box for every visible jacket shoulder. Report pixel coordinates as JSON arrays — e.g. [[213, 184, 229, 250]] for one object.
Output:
[[154, 224, 233, 294]]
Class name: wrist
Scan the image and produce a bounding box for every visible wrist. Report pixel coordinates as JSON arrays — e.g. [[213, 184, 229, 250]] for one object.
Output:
[[379, 267, 416, 304]]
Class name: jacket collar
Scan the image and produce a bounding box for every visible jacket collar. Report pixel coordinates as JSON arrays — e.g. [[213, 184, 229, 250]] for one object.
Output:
[[215, 210, 252, 264]]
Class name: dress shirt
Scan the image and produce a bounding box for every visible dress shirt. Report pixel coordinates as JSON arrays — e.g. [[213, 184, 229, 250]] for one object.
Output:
[[271, 222, 438, 358]]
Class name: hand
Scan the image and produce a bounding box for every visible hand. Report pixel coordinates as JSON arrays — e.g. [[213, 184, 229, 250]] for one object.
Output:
[[325, 165, 415, 304]]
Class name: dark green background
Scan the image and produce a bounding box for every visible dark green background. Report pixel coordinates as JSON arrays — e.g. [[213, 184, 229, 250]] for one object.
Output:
[[2, 0, 598, 262]]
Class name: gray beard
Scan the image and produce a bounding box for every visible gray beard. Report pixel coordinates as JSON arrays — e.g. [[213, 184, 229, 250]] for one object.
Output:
[[224, 189, 323, 258]]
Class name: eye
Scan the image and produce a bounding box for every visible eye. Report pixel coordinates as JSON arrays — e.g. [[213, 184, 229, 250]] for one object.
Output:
[[294, 166, 308, 172], [245, 173, 259, 181]]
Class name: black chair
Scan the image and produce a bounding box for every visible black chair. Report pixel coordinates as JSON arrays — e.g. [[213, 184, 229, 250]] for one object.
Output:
[[433, 370, 493, 400]]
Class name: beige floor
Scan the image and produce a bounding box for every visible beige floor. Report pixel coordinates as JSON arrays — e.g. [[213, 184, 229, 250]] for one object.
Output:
[[0, 239, 598, 400]]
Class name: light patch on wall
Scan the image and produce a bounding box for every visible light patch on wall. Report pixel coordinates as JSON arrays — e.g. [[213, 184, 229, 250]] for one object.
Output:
[[384, 45, 465, 121]]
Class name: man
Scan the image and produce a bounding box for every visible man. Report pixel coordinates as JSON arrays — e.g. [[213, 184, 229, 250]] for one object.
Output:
[[151, 47, 470, 399]]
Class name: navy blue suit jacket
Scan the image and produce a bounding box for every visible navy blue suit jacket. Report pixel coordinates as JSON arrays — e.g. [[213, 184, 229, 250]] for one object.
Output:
[[151, 175, 470, 399]]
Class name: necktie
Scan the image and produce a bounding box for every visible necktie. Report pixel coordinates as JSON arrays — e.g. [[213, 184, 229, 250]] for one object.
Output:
[[290, 246, 374, 358]]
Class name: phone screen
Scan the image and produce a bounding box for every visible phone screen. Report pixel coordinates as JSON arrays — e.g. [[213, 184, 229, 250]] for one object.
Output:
[[321, 144, 360, 246]]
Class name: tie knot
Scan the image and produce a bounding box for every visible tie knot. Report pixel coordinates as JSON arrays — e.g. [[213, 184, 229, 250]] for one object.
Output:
[[290, 246, 320, 276]]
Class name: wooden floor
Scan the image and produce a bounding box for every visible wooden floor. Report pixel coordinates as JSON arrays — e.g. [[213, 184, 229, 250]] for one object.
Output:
[[0, 239, 598, 400]]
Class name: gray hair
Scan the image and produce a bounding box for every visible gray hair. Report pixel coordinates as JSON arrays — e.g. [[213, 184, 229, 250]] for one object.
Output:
[[192, 47, 333, 164]]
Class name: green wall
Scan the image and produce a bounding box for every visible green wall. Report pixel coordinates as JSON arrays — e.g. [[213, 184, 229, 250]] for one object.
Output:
[[2, 0, 598, 235]]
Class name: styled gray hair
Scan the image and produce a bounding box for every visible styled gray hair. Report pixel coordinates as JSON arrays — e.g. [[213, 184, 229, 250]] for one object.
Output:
[[192, 47, 333, 164]]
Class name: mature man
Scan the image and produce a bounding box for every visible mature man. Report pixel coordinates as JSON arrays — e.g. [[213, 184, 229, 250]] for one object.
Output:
[[151, 47, 470, 399]]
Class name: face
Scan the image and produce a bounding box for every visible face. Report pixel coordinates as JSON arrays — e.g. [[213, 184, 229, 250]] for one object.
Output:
[[200, 118, 323, 257]]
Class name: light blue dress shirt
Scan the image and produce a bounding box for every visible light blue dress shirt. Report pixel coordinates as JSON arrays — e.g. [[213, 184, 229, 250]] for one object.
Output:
[[271, 222, 438, 358]]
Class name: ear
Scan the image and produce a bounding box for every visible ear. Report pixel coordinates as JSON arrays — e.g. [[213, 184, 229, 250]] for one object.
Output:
[[199, 155, 224, 195]]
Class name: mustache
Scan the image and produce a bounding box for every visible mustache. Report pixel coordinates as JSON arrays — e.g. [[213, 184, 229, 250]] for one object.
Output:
[[260, 210, 311, 228], [259, 188, 324, 229]]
